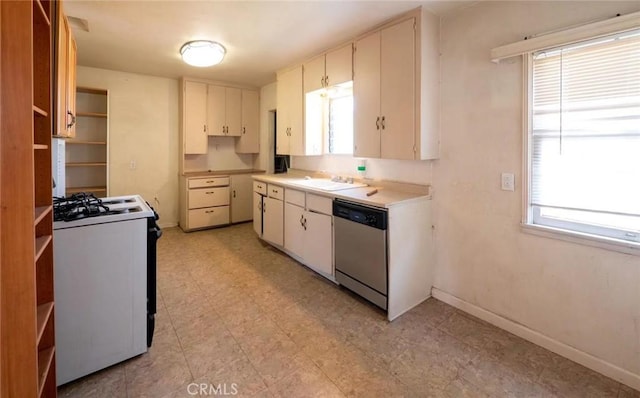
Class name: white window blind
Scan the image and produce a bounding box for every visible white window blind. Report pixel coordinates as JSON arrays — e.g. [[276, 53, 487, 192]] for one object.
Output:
[[530, 30, 640, 241]]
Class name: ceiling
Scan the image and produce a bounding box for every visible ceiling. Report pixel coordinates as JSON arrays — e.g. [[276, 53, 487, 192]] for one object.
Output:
[[65, 1, 476, 88]]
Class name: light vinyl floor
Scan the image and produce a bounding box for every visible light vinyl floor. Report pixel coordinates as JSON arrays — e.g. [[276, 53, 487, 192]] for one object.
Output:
[[59, 223, 639, 398]]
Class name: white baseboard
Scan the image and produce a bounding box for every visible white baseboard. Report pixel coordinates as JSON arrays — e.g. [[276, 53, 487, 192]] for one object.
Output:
[[431, 287, 640, 391]]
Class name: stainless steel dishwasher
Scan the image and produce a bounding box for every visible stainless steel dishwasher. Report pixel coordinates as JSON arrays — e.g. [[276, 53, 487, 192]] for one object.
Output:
[[333, 199, 388, 310]]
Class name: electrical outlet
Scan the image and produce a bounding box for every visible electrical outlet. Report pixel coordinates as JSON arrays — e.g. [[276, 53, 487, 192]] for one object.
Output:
[[130, 160, 136, 170], [501, 173, 515, 191]]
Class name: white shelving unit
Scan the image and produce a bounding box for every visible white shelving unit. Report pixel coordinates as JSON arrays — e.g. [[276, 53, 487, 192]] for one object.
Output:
[[66, 87, 109, 196]]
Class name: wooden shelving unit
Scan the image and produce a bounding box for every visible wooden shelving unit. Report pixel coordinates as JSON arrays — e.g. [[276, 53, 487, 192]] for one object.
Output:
[[65, 86, 109, 197], [1, 0, 58, 396]]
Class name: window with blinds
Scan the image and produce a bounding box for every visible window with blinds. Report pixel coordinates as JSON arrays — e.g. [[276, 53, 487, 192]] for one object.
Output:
[[529, 30, 640, 243]]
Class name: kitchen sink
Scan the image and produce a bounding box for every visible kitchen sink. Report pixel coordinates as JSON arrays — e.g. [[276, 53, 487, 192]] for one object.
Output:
[[291, 178, 367, 191]]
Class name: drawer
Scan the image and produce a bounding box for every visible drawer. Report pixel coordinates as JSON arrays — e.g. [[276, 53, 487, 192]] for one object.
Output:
[[188, 176, 230, 189], [268, 184, 284, 200], [307, 193, 332, 215], [253, 181, 267, 195], [188, 206, 230, 229], [285, 188, 305, 207], [189, 186, 230, 209]]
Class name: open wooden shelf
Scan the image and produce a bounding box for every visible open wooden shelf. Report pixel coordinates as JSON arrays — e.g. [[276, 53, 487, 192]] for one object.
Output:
[[35, 235, 52, 262], [66, 140, 107, 145], [77, 111, 107, 118], [77, 86, 107, 95], [34, 205, 52, 225], [33, 105, 48, 117], [66, 186, 107, 194], [36, 302, 54, 344], [34, 0, 51, 26], [37, 347, 55, 396], [66, 162, 107, 167]]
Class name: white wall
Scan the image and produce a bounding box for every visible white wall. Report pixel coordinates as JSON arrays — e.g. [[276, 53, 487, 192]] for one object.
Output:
[[254, 82, 277, 173], [435, 0, 640, 387], [77, 66, 179, 227]]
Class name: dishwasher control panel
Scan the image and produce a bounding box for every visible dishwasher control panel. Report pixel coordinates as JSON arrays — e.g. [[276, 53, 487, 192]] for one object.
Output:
[[333, 200, 387, 230]]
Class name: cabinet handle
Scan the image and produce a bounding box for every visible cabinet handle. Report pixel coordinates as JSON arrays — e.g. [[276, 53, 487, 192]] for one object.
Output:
[[272, 189, 278, 194], [325, 75, 329, 86], [205, 210, 215, 214], [320, 76, 324, 87], [206, 180, 214, 183], [67, 111, 76, 129], [205, 191, 215, 195], [242, 127, 246, 135], [263, 201, 266, 212], [204, 124, 207, 133], [376, 117, 380, 130], [381, 116, 385, 130], [303, 217, 307, 231], [233, 190, 236, 198], [300, 214, 304, 227]]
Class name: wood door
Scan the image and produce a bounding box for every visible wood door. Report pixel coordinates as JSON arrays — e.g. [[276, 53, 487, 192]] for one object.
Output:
[[353, 31, 381, 158], [183, 81, 207, 154], [284, 203, 304, 258], [230, 174, 253, 223], [207, 84, 226, 136], [263, 197, 283, 246], [225, 87, 242, 136], [67, 32, 77, 138], [55, 10, 69, 137], [303, 211, 333, 275], [236, 90, 259, 153], [276, 71, 290, 155], [287, 66, 305, 156], [303, 54, 325, 93], [380, 18, 416, 160], [326, 43, 353, 87], [253, 192, 263, 236]]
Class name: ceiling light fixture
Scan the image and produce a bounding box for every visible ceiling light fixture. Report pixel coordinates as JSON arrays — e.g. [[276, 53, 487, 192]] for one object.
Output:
[[180, 40, 226, 67]]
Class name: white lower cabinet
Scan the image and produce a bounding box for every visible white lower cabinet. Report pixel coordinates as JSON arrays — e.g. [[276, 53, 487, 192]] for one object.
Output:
[[284, 190, 333, 276], [188, 206, 230, 229], [263, 196, 283, 246]]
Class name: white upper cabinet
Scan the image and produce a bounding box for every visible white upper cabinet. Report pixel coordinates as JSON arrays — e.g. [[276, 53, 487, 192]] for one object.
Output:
[[183, 81, 208, 154], [325, 44, 353, 88], [276, 66, 304, 155], [353, 8, 440, 160], [304, 43, 353, 93], [207, 85, 242, 136], [235, 89, 260, 153]]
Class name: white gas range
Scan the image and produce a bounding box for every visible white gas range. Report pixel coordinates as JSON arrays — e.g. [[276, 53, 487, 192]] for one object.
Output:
[[53, 194, 161, 386]]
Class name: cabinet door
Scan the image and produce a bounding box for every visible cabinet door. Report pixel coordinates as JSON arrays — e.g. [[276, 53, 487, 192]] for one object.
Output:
[[230, 174, 253, 223], [380, 18, 415, 160], [325, 43, 353, 87], [67, 34, 77, 138], [284, 203, 304, 258], [276, 71, 290, 155], [287, 66, 305, 156], [353, 31, 381, 158], [225, 87, 242, 136], [55, 11, 70, 137], [303, 54, 325, 93], [304, 211, 333, 275], [263, 197, 283, 246], [236, 90, 259, 153], [207, 85, 226, 136], [253, 192, 263, 236], [184, 81, 208, 154]]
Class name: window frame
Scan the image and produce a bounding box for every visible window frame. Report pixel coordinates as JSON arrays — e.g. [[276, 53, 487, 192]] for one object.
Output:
[[521, 51, 640, 256]]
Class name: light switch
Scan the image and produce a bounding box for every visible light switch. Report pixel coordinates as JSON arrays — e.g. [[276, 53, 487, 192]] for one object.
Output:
[[501, 173, 515, 191]]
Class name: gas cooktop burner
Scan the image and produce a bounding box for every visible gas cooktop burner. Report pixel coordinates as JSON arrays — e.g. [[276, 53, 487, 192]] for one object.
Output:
[[53, 192, 112, 222]]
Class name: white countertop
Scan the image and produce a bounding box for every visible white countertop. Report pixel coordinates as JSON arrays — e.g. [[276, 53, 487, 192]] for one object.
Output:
[[252, 174, 431, 208]]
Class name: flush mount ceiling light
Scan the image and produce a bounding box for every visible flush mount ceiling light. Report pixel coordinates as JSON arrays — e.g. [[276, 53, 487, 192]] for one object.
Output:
[[180, 40, 226, 67]]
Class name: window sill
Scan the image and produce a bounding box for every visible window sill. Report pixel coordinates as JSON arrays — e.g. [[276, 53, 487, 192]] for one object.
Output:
[[521, 223, 640, 256]]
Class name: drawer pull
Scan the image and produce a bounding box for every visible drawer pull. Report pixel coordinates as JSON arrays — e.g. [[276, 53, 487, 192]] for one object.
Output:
[[205, 192, 215, 195], [205, 210, 215, 214], [206, 180, 214, 183], [272, 189, 278, 193]]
